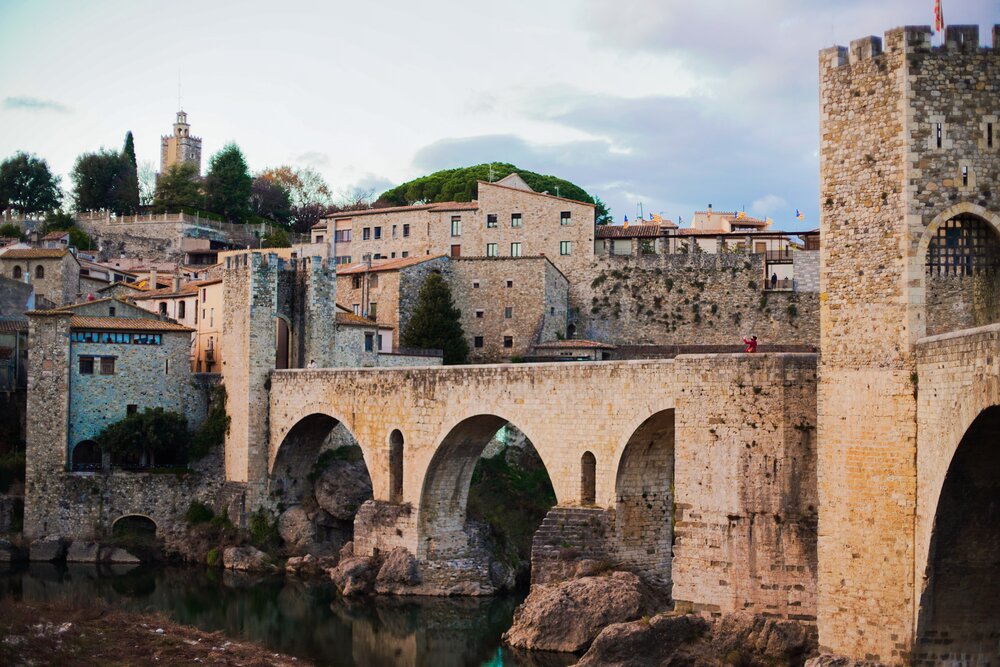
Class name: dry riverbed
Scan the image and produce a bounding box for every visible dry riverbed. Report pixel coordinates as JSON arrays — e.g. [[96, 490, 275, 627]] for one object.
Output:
[[0, 598, 309, 666]]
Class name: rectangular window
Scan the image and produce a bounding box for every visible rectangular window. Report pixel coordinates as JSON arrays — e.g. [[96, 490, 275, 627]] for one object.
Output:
[[403, 224, 410, 237], [364, 332, 374, 352], [374, 226, 382, 240], [560, 211, 572, 225], [475, 310, 484, 319], [504, 306, 513, 319], [472, 280, 480, 289], [353, 304, 361, 315], [486, 243, 498, 257], [370, 274, 379, 288], [369, 302, 377, 319], [506, 279, 513, 288], [510, 242, 522, 257], [316, 235, 324, 243], [390, 252, 396, 259], [511, 213, 522, 228], [363, 227, 371, 240], [392, 225, 397, 238], [560, 241, 572, 255], [451, 216, 462, 237], [79, 356, 94, 375], [503, 336, 513, 348], [402, 251, 409, 258], [962, 165, 969, 187], [550, 306, 556, 316], [486, 214, 498, 228], [109, 306, 116, 316], [352, 275, 362, 289], [474, 336, 484, 348], [935, 123, 943, 148], [335, 229, 351, 243], [100, 357, 116, 375], [989, 122, 995, 149], [451, 244, 461, 257], [210, 308, 214, 327]]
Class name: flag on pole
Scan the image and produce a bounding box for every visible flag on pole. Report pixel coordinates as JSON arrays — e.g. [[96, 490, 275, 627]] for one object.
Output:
[[623, 214, 629, 230], [795, 209, 805, 221], [736, 211, 747, 220], [651, 213, 663, 223], [934, 0, 944, 34]]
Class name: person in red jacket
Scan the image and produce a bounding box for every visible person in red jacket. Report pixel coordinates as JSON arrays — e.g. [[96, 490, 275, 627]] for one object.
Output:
[[743, 335, 758, 353]]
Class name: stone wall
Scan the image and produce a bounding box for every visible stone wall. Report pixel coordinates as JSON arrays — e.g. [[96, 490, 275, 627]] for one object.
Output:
[[0, 253, 81, 306], [67, 331, 204, 455], [445, 257, 568, 362], [792, 250, 819, 293], [576, 253, 819, 346]]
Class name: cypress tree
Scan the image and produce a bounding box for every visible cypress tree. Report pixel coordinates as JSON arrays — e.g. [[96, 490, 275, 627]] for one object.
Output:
[[204, 143, 252, 223], [122, 131, 137, 168], [402, 272, 469, 365]]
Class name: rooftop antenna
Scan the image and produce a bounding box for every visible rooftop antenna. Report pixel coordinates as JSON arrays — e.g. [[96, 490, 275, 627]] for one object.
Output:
[[177, 71, 183, 111], [488, 163, 495, 183]]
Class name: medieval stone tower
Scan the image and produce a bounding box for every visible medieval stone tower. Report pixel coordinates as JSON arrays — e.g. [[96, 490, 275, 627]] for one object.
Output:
[[221, 253, 337, 504], [818, 25, 1000, 663], [160, 110, 202, 175]]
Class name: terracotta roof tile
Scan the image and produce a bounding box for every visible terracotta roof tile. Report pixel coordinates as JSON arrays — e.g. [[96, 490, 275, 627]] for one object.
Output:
[[69, 316, 194, 332], [41, 231, 70, 241], [1, 248, 71, 259], [337, 254, 447, 275], [96, 282, 146, 293], [335, 311, 392, 328], [595, 224, 662, 239], [131, 278, 222, 300], [0, 317, 28, 333]]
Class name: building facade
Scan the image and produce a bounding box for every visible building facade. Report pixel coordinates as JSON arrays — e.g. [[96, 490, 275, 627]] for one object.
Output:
[[0, 248, 81, 306]]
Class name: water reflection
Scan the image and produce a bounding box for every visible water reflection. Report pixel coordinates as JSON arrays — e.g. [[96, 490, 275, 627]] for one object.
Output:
[[0, 563, 575, 667]]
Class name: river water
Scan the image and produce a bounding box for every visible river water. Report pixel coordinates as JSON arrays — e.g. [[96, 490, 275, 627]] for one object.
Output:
[[0, 563, 576, 667]]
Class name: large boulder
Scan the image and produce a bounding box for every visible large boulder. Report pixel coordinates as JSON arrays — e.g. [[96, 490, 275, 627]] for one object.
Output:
[[66, 541, 100, 562], [29, 535, 68, 562], [223, 546, 270, 571], [576, 612, 816, 667], [375, 547, 420, 594], [328, 556, 376, 596], [278, 506, 316, 552], [503, 571, 657, 653], [314, 459, 372, 521]]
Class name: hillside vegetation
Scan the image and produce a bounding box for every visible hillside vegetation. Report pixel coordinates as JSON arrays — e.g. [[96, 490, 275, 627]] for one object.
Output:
[[377, 163, 610, 223]]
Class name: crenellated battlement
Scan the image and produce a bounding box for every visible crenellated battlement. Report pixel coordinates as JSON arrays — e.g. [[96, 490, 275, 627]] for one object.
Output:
[[821, 24, 999, 70], [223, 251, 334, 274]]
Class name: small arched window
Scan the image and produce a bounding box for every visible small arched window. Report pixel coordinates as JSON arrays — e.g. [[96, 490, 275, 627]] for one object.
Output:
[[159, 302, 168, 316], [178, 300, 186, 319], [581, 451, 596, 505], [35, 265, 45, 279], [12, 266, 22, 280], [389, 430, 404, 503]]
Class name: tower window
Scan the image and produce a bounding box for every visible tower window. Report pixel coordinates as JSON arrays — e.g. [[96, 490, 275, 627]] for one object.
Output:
[[962, 165, 969, 187], [935, 123, 943, 149], [989, 122, 994, 149]]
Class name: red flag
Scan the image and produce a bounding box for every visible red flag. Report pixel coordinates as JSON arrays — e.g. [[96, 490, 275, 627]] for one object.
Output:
[[935, 0, 944, 34]]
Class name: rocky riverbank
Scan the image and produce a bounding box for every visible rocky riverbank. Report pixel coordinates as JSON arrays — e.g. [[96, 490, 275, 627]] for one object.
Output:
[[0, 598, 309, 666]]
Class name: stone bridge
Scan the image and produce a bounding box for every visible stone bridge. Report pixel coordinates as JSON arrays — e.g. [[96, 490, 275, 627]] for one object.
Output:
[[268, 354, 819, 617]]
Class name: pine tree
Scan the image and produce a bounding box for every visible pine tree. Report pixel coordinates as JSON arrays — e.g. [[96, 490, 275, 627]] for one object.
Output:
[[204, 143, 252, 223], [401, 272, 469, 365]]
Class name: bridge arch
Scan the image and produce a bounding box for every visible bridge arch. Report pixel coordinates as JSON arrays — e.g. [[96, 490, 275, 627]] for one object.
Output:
[[416, 413, 556, 560], [612, 408, 675, 590], [913, 202, 1000, 339], [71, 439, 102, 472], [914, 405, 1000, 662], [111, 514, 157, 538]]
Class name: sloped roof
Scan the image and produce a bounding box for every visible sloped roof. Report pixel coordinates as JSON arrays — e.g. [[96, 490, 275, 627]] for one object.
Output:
[[69, 316, 193, 332], [596, 224, 662, 239], [336, 254, 447, 275], [0, 248, 71, 259], [131, 278, 223, 300]]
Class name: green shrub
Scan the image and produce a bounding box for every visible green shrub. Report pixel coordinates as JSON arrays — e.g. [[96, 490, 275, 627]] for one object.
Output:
[[787, 304, 798, 317], [184, 501, 215, 525], [248, 507, 279, 550], [190, 385, 230, 460], [206, 547, 221, 567], [0, 223, 22, 240]]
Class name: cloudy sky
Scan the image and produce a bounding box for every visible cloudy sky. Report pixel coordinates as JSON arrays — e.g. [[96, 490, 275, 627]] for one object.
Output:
[[1, 0, 996, 228]]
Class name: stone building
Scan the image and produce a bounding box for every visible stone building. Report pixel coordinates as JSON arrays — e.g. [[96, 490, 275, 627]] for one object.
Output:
[[160, 110, 202, 175], [335, 254, 569, 362], [312, 178, 595, 292], [817, 24, 1000, 663], [132, 277, 224, 372], [0, 248, 81, 306]]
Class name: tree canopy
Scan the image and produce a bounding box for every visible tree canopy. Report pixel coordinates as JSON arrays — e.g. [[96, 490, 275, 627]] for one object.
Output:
[[153, 162, 203, 213], [249, 175, 292, 225], [257, 165, 334, 233], [70, 145, 139, 215], [205, 143, 252, 223], [95, 407, 192, 464], [401, 272, 469, 365], [0, 152, 62, 215], [376, 163, 610, 223]]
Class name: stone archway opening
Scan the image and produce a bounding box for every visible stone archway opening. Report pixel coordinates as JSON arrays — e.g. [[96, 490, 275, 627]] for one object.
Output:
[[925, 212, 1000, 337], [915, 405, 1000, 663], [614, 409, 675, 593], [419, 416, 556, 589], [270, 413, 373, 556], [580, 451, 596, 505], [389, 429, 404, 504], [71, 439, 102, 472], [274, 317, 291, 370]]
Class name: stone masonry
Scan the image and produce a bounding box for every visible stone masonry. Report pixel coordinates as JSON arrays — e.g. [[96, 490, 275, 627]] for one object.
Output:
[[818, 25, 1000, 663]]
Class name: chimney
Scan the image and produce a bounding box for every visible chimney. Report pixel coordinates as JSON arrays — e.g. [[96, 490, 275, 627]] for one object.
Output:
[[150, 269, 158, 289], [172, 273, 181, 293]]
